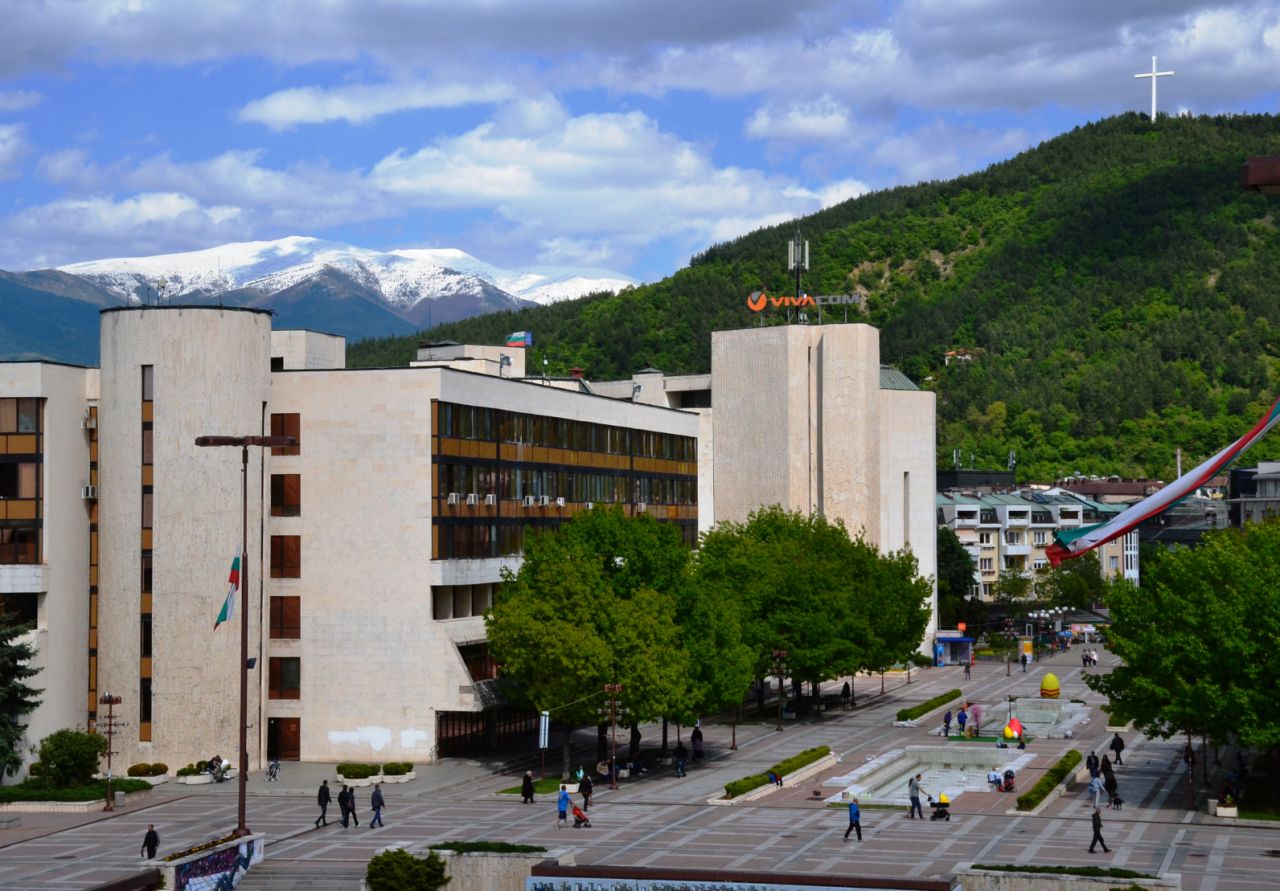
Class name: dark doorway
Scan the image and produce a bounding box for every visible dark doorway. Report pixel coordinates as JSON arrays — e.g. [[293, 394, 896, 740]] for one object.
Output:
[[267, 717, 300, 760]]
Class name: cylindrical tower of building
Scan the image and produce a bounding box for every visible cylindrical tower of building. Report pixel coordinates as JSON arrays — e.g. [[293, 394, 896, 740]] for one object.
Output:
[[97, 307, 272, 770]]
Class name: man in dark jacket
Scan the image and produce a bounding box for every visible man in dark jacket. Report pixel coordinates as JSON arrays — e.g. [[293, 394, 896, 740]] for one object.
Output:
[[579, 772, 594, 810], [315, 780, 331, 827], [1110, 733, 1125, 766], [1088, 808, 1110, 853], [338, 784, 351, 828], [370, 783, 385, 828], [347, 785, 361, 827], [140, 824, 159, 859]]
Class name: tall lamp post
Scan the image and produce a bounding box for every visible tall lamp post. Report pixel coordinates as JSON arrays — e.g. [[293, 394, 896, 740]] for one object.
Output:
[[98, 693, 122, 812], [604, 683, 623, 790], [772, 649, 788, 732], [195, 434, 294, 837]]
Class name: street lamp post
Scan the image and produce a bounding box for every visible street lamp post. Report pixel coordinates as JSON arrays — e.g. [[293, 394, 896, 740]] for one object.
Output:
[[98, 693, 122, 812], [772, 649, 788, 732], [195, 434, 294, 837], [604, 683, 622, 790]]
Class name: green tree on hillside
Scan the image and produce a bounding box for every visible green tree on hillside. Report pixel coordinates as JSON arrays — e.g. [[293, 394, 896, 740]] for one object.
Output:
[[0, 612, 41, 782]]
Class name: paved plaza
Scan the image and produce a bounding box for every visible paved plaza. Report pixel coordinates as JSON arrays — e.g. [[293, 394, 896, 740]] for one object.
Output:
[[1, 649, 1275, 890]]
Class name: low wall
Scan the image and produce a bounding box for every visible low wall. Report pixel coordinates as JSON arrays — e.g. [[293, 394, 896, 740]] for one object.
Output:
[[955, 865, 1180, 891], [155, 833, 264, 891], [434, 849, 554, 891], [0, 789, 152, 812], [708, 753, 839, 805]]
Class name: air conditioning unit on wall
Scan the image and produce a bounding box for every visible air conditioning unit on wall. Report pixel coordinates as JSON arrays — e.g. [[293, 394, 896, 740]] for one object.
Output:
[[446, 492, 460, 505], [522, 495, 536, 507], [484, 494, 497, 506], [466, 493, 479, 506], [554, 497, 566, 508], [81, 485, 98, 500], [539, 495, 551, 507]]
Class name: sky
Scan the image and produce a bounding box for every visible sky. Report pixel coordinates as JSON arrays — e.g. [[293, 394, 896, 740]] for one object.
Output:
[[0, 1, 1277, 282]]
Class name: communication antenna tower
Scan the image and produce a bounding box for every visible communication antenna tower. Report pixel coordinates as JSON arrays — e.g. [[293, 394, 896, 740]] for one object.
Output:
[[787, 226, 810, 324]]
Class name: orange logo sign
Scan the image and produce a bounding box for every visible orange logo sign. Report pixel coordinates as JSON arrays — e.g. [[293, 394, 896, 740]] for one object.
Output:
[[746, 291, 815, 312]]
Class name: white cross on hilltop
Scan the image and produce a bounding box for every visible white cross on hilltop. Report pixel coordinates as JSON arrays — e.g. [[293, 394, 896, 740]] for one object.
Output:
[[1135, 56, 1174, 122]]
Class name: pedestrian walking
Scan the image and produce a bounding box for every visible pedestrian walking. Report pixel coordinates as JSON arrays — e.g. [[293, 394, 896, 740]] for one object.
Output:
[[140, 824, 159, 860], [943, 709, 952, 738], [369, 783, 385, 828], [841, 680, 852, 709], [1082, 650, 1089, 668], [843, 797, 862, 841], [556, 784, 570, 829], [674, 741, 688, 777], [1103, 771, 1118, 808], [908, 773, 926, 820], [1110, 733, 1125, 766], [1100, 753, 1113, 778], [338, 784, 351, 828], [1088, 808, 1110, 853], [348, 786, 360, 827], [1087, 774, 1105, 809], [521, 770, 535, 804], [1020, 652, 1028, 672], [957, 708, 968, 737], [1086, 752, 1100, 778], [315, 779, 332, 827], [691, 724, 704, 764], [580, 772, 593, 810], [963, 660, 972, 681]]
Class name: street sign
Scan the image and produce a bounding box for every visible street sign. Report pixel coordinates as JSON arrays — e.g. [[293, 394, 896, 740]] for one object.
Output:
[[538, 711, 549, 750]]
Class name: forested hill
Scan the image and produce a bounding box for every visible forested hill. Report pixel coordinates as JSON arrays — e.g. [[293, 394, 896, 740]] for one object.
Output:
[[348, 113, 1280, 480]]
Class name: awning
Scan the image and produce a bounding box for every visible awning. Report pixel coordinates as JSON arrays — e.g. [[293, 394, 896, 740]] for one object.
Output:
[[937, 637, 974, 643]]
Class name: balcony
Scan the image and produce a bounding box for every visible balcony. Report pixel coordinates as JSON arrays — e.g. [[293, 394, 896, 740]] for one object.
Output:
[[954, 513, 979, 527], [0, 563, 45, 594], [1004, 511, 1030, 526], [1002, 543, 1031, 556]]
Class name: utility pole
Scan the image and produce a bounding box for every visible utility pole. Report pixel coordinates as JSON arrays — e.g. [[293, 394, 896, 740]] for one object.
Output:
[[98, 693, 123, 812], [787, 229, 809, 324], [604, 683, 622, 790]]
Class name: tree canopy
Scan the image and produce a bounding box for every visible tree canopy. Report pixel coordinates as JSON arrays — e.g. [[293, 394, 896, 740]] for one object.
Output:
[[0, 612, 41, 782]]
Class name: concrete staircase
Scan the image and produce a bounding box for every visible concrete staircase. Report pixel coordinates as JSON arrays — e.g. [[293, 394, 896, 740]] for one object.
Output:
[[236, 858, 367, 891]]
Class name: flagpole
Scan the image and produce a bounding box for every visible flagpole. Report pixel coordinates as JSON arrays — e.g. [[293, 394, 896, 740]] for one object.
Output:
[[196, 434, 294, 838]]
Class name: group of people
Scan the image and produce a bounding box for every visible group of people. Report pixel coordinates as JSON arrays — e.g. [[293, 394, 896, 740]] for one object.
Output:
[[942, 706, 974, 738], [1081, 649, 1101, 667], [1084, 734, 1126, 812], [314, 779, 387, 829]]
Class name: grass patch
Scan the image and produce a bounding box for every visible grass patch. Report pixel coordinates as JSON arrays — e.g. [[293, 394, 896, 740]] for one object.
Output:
[[974, 864, 1154, 879], [724, 746, 830, 799], [896, 689, 963, 723], [499, 776, 569, 795], [1016, 749, 1082, 811], [430, 840, 546, 854], [1239, 809, 1280, 821], [825, 801, 900, 810], [0, 779, 151, 802]]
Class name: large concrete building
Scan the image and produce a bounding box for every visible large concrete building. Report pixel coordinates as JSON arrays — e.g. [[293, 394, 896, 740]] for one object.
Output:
[[2, 311, 933, 772]]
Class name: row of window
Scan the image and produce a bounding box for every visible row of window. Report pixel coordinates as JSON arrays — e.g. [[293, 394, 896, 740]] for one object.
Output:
[[437, 519, 698, 559], [0, 398, 40, 434], [438, 402, 696, 462], [436, 462, 697, 506], [269, 656, 300, 699], [0, 462, 37, 499]]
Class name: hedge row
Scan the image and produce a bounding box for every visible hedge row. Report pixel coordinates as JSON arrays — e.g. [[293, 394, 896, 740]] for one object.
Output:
[[336, 762, 414, 778], [126, 762, 169, 777], [429, 840, 546, 854], [0, 779, 151, 802], [896, 689, 963, 722], [1015, 749, 1082, 811], [724, 745, 831, 799], [974, 864, 1154, 880]]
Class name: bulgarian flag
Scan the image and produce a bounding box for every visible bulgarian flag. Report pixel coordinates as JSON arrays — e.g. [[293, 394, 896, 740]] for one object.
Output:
[[1047, 393, 1280, 565], [505, 330, 533, 348], [214, 549, 241, 629]]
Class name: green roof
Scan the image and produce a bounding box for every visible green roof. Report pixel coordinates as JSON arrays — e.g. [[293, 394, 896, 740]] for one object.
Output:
[[878, 366, 919, 391]]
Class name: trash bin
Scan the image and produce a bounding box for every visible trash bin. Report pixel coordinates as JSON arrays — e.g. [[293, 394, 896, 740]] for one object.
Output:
[[114, 791, 126, 807]]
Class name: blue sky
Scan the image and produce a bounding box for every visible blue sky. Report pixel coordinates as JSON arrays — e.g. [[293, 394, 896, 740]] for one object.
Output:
[[0, 0, 1277, 281]]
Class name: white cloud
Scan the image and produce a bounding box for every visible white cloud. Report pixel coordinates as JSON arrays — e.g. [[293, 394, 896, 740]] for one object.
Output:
[[746, 97, 852, 142], [0, 90, 42, 112], [817, 178, 870, 208], [238, 81, 513, 129], [0, 124, 30, 181]]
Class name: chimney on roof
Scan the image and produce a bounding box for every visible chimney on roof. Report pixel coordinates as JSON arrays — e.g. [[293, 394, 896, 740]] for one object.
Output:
[[570, 366, 584, 379]]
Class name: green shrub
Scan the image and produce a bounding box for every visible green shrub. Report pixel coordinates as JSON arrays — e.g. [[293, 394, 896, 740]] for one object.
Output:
[[127, 763, 151, 777], [1016, 749, 1082, 811], [382, 762, 413, 776], [176, 766, 200, 777], [337, 762, 381, 779], [366, 848, 450, 891], [724, 746, 830, 799], [196, 760, 208, 772], [429, 840, 545, 854], [896, 689, 963, 722], [26, 762, 42, 777], [0, 778, 150, 802], [38, 730, 107, 789], [910, 653, 934, 668], [149, 762, 168, 775]]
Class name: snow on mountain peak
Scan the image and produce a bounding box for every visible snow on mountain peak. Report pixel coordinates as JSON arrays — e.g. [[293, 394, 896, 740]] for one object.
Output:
[[54, 237, 635, 308]]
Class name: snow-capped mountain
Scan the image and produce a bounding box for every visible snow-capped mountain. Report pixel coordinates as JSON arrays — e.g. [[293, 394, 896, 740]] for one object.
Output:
[[56, 236, 634, 309]]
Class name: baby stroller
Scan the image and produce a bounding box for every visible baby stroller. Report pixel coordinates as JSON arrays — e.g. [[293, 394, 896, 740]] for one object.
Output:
[[265, 759, 281, 782], [928, 794, 951, 822], [1001, 769, 1016, 794], [571, 803, 592, 829]]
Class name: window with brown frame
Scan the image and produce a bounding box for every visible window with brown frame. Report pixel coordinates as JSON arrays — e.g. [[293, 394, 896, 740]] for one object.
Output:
[[270, 474, 301, 517], [269, 596, 301, 639], [270, 413, 300, 455], [268, 657, 301, 699], [270, 535, 301, 578]]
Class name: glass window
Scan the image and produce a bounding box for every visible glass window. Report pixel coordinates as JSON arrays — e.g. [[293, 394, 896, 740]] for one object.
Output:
[[270, 596, 301, 639], [271, 474, 301, 517], [269, 657, 301, 699], [271, 535, 301, 578], [141, 491, 153, 529], [141, 366, 154, 401], [141, 554, 152, 593], [270, 413, 300, 455], [141, 427, 153, 465], [140, 614, 152, 658], [0, 400, 15, 433], [139, 678, 152, 721]]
